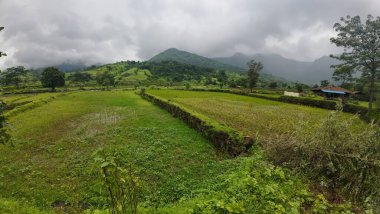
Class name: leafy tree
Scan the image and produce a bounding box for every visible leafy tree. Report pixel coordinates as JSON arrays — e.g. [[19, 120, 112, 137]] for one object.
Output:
[[0, 66, 29, 88], [330, 15, 380, 113], [217, 70, 228, 88], [68, 72, 92, 87], [332, 65, 355, 86], [0, 27, 6, 58], [40, 67, 65, 91], [268, 82, 278, 89], [96, 71, 115, 89], [320, 80, 330, 87], [295, 83, 304, 93], [0, 28, 9, 143], [247, 60, 263, 92], [0, 101, 9, 144]]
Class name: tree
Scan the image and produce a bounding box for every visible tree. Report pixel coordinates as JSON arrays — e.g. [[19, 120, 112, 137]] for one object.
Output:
[[247, 60, 263, 92], [40, 67, 65, 91], [68, 72, 92, 87], [0, 27, 6, 58], [0, 101, 9, 144], [330, 15, 380, 114], [320, 80, 330, 87], [295, 83, 304, 93], [96, 71, 115, 89], [1, 66, 29, 88], [0, 27, 9, 144], [269, 82, 278, 89], [217, 70, 228, 88]]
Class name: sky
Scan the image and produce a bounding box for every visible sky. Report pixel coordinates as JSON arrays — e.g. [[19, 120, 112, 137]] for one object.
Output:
[[0, 0, 380, 69]]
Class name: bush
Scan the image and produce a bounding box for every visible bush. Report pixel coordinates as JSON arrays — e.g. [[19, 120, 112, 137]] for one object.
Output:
[[0, 100, 10, 144], [265, 106, 380, 211]]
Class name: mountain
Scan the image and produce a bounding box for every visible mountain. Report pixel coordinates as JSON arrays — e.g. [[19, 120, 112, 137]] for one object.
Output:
[[149, 48, 244, 72], [214, 53, 339, 84], [56, 61, 88, 72]]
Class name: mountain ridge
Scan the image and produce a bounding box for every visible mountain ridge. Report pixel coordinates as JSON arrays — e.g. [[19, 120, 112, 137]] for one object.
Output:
[[149, 48, 339, 84]]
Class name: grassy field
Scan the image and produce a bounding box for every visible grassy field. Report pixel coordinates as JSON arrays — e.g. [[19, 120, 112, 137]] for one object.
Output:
[[0, 91, 228, 211], [148, 89, 380, 211], [148, 89, 366, 141], [2, 89, 376, 212], [1, 90, 342, 213]]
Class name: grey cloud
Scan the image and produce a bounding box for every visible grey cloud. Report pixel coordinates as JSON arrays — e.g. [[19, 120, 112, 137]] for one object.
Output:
[[0, 0, 379, 69]]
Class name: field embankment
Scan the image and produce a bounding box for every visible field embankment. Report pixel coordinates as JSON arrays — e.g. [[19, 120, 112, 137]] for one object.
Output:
[[0, 90, 353, 213], [149, 89, 380, 210]]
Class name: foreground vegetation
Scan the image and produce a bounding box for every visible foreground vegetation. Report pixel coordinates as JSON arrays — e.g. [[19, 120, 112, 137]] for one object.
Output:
[[0, 90, 360, 213], [149, 89, 380, 211]]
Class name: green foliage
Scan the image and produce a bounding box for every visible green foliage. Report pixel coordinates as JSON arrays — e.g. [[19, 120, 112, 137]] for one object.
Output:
[[0, 91, 224, 210], [266, 108, 380, 211], [40, 67, 65, 90], [0, 198, 53, 214], [247, 59, 263, 91], [141, 92, 253, 156], [0, 100, 10, 144], [320, 80, 330, 87], [149, 48, 243, 72], [68, 72, 92, 87], [330, 15, 380, 113], [0, 66, 29, 88], [96, 71, 115, 88], [150, 89, 377, 210], [0, 26, 6, 58], [217, 70, 228, 88], [268, 81, 278, 89], [94, 149, 141, 214]]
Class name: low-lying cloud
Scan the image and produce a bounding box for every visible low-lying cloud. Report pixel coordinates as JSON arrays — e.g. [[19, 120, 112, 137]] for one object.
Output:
[[0, 0, 379, 69]]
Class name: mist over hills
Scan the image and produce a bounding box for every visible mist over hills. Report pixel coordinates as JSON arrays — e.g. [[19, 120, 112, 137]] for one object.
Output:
[[214, 53, 339, 84], [150, 48, 339, 84], [149, 48, 244, 72]]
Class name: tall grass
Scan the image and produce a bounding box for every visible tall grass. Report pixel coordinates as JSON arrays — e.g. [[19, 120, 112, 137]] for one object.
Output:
[[265, 103, 380, 210]]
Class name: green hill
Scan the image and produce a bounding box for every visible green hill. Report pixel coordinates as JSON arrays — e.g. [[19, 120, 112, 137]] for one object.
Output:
[[149, 48, 244, 72]]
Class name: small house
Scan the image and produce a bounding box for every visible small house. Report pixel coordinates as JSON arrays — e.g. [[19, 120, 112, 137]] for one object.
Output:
[[312, 85, 354, 101]]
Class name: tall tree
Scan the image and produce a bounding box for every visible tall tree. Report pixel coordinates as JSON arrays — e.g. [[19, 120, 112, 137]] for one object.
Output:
[[68, 72, 92, 88], [96, 71, 115, 89], [330, 15, 380, 113], [247, 59, 263, 92], [217, 70, 228, 88], [0, 27, 9, 144], [320, 80, 330, 87], [1, 66, 29, 88], [41, 67, 65, 91], [0, 27, 6, 58]]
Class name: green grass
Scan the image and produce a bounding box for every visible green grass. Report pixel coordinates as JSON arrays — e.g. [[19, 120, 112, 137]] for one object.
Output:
[[148, 89, 366, 141], [3, 92, 70, 117], [148, 89, 380, 210], [0, 91, 224, 210], [0, 90, 359, 213]]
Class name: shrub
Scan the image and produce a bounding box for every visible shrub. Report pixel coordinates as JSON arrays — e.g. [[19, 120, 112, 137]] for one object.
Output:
[[0, 100, 10, 144], [93, 149, 141, 214], [264, 106, 380, 211]]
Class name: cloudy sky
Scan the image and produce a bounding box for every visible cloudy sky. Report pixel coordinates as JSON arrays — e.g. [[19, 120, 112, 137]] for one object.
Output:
[[0, 0, 379, 69]]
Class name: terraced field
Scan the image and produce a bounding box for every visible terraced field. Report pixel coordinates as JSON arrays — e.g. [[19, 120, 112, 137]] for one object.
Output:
[[148, 89, 366, 141], [1, 90, 376, 213], [0, 91, 224, 211]]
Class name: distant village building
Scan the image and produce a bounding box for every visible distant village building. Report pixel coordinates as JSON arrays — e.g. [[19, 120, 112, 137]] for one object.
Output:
[[312, 85, 354, 101], [284, 91, 300, 97]]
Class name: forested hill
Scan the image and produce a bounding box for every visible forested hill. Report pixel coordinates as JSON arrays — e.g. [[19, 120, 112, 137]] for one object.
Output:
[[149, 48, 244, 72], [213, 53, 339, 84]]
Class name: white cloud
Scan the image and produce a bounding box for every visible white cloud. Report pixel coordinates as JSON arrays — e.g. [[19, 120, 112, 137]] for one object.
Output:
[[0, 0, 379, 69]]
